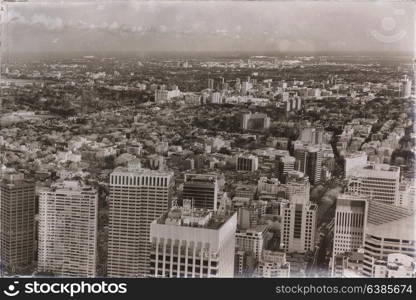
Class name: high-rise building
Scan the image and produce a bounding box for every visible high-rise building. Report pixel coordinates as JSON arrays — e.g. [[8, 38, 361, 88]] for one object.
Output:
[[241, 112, 271, 131], [362, 200, 415, 277], [107, 161, 173, 277], [332, 193, 368, 256], [286, 96, 302, 112], [154, 86, 181, 103], [38, 181, 98, 277], [300, 127, 324, 144], [235, 225, 269, 260], [207, 78, 214, 90], [277, 156, 295, 183], [236, 154, 259, 172], [0, 172, 36, 274], [254, 250, 290, 278], [235, 78, 241, 90], [241, 81, 253, 95], [257, 177, 280, 195], [305, 147, 323, 185], [285, 171, 310, 204], [182, 174, 218, 211], [400, 75, 412, 98], [280, 172, 316, 253], [210, 92, 222, 104], [346, 163, 400, 205], [149, 202, 237, 278], [398, 179, 416, 211], [344, 152, 368, 178], [294, 145, 323, 185]]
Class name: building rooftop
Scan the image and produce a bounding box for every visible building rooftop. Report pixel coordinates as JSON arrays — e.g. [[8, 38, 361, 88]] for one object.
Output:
[[362, 163, 399, 172], [367, 200, 413, 226], [156, 203, 233, 230], [112, 162, 173, 177], [367, 208, 415, 241]]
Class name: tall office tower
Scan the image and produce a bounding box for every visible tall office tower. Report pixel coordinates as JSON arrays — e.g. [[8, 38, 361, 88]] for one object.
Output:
[[277, 155, 295, 183], [294, 145, 308, 173], [235, 78, 241, 91], [241, 112, 271, 131], [400, 75, 412, 98], [300, 127, 324, 145], [332, 193, 368, 257], [236, 203, 263, 229], [235, 250, 249, 277], [343, 152, 368, 178], [280, 172, 316, 253], [300, 127, 314, 144], [257, 177, 280, 194], [154, 89, 168, 103], [235, 225, 269, 260], [397, 180, 416, 210], [362, 200, 415, 277], [346, 163, 400, 205], [210, 91, 222, 104], [107, 161, 173, 277], [0, 172, 35, 274], [37, 181, 98, 277], [182, 174, 218, 211], [286, 96, 302, 112], [207, 78, 214, 90], [241, 81, 253, 95], [254, 250, 290, 278], [294, 145, 323, 184], [149, 202, 237, 278], [154, 86, 181, 103], [236, 154, 259, 172], [285, 171, 310, 204], [305, 146, 322, 185]]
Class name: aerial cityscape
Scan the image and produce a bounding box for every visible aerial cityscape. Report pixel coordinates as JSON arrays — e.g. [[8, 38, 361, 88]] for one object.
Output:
[[0, 0, 415, 279]]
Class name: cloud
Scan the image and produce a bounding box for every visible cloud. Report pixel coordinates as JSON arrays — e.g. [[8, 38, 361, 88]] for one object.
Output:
[[5, 0, 414, 53], [31, 14, 63, 30]]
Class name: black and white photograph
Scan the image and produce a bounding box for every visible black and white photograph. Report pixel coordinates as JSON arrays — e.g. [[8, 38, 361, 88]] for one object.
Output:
[[0, 0, 415, 297]]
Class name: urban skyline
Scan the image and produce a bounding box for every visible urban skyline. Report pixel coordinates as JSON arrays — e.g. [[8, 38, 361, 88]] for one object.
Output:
[[0, 0, 415, 280]]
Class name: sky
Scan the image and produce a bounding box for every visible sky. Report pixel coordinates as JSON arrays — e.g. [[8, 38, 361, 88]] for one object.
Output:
[[4, 0, 415, 54]]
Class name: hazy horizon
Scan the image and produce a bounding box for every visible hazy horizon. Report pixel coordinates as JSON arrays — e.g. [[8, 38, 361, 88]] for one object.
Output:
[[4, 1, 415, 54]]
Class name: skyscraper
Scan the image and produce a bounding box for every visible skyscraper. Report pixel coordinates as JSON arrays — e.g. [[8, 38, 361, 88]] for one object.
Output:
[[182, 174, 218, 211], [208, 78, 214, 90], [0, 172, 35, 274], [343, 152, 368, 178], [294, 145, 323, 185], [362, 200, 415, 277], [306, 147, 322, 185], [332, 193, 368, 257], [241, 112, 270, 131], [346, 163, 400, 205], [38, 181, 98, 277], [235, 225, 269, 260], [285, 171, 310, 204], [149, 202, 237, 278], [277, 155, 295, 183], [400, 75, 412, 98], [107, 161, 173, 277], [236, 154, 259, 172], [280, 172, 316, 253]]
